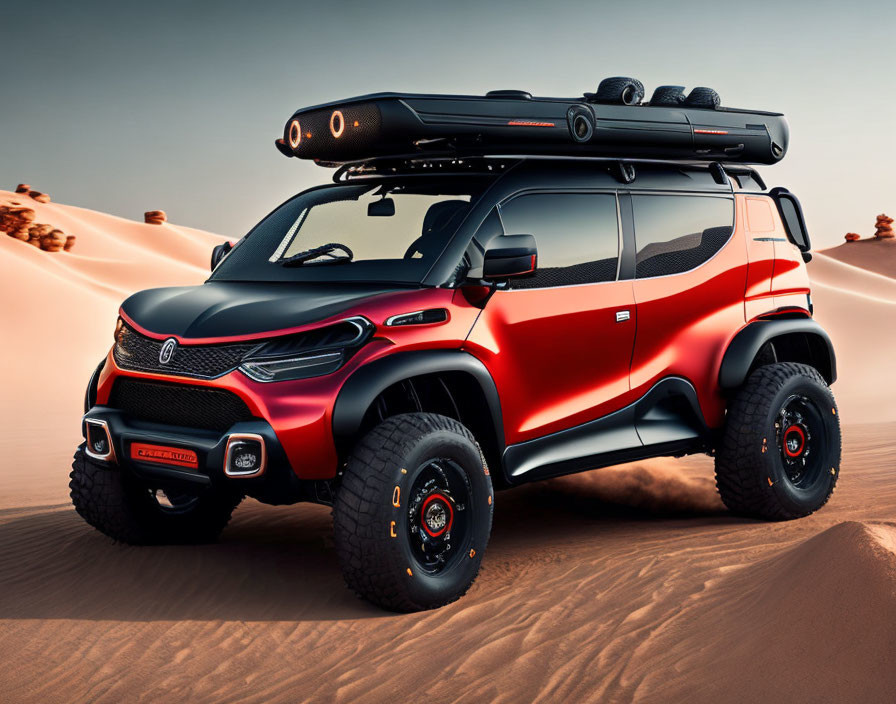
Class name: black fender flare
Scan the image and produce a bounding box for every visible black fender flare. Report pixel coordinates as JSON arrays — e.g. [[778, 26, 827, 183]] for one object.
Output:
[[84, 358, 106, 413], [332, 349, 505, 449], [719, 318, 837, 390]]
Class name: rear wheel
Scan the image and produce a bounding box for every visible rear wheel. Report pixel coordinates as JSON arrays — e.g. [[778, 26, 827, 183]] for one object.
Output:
[[333, 413, 493, 612], [70, 445, 242, 544], [715, 363, 841, 520]]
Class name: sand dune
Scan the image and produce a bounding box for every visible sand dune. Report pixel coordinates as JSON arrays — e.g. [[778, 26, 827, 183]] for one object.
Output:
[[0, 191, 224, 508], [630, 519, 896, 702], [807, 251, 896, 422], [0, 427, 894, 703], [821, 237, 896, 279], [1, 194, 895, 702]]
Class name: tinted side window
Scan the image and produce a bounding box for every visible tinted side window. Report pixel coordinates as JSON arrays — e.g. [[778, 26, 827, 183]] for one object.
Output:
[[498, 193, 619, 288], [632, 195, 734, 278]]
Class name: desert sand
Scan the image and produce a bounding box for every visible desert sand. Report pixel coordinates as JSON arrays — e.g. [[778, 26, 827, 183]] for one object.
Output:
[[1, 193, 895, 703]]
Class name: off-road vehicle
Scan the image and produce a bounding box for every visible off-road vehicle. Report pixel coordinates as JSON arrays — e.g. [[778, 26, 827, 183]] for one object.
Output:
[[72, 78, 840, 611]]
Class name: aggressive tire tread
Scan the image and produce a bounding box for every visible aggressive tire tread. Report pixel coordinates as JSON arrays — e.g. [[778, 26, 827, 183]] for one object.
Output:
[[70, 445, 241, 544], [333, 413, 491, 612], [715, 362, 841, 520]]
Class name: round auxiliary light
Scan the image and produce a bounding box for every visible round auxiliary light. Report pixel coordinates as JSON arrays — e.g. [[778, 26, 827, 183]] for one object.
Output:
[[288, 119, 302, 148], [567, 106, 594, 143], [330, 110, 345, 138]]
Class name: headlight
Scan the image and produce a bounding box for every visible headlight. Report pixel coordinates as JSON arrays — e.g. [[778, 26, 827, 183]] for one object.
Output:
[[240, 351, 344, 382], [238, 317, 373, 383]]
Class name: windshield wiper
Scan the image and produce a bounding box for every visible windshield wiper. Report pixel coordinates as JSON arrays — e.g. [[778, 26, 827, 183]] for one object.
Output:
[[280, 243, 354, 267]]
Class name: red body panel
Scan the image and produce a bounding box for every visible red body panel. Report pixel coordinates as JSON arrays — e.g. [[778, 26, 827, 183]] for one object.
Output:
[[629, 200, 749, 428], [464, 281, 636, 444], [742, 194, 810, 320]]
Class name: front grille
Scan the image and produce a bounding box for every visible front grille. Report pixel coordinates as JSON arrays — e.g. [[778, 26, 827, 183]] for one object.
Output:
[[114, 324, 259, 379], [108, 378, 255, 432]]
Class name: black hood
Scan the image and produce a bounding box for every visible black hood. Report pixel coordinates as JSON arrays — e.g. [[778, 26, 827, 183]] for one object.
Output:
[[120, 282, 411, 338]]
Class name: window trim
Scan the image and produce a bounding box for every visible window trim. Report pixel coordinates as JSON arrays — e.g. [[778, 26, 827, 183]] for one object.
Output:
[[628, 191, 736, 281], [490, 188, 625, 291]]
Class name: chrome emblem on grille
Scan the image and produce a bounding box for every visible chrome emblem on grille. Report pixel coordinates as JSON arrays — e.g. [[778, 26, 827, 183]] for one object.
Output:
[[159, 338, 178, 364]]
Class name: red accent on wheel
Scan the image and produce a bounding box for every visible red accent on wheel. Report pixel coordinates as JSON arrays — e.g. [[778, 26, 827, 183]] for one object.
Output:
[[783, 424, 806, 457], [420, 493, 453, 538]]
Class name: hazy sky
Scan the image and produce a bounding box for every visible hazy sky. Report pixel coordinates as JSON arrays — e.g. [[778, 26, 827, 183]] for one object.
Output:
[[2, 0, 894, 248]]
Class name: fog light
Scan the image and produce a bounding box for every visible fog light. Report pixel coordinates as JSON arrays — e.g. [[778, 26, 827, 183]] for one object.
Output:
[[224, 434, 266, 478], [84, 419, 115, 461]]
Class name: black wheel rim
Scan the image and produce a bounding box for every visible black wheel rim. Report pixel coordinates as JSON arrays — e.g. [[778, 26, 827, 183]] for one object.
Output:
[[776, 394, 828, 489], [406, 459, 471, 574]]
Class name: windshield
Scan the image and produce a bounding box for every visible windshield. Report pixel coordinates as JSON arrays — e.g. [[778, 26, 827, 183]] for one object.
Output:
[[210, 178, 492, 284]]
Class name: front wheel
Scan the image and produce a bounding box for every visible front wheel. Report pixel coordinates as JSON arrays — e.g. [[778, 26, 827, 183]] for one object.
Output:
[[70, 446, 243, 544], [715, 362, 841, 520], [333, 413, 493, 612]]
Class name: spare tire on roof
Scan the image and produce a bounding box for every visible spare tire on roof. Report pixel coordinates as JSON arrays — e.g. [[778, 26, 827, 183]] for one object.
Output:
[[650, 85, 686, 106], [685, 87, 721, 109], [591, 77, 645, 105]]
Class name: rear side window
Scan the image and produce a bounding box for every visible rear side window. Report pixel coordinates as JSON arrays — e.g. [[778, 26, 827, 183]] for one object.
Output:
[[497, 193, 619, 289], [632, 195, 734, 278]]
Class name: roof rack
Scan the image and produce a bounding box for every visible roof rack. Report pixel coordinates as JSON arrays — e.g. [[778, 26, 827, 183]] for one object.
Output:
[[329, 154, 768, 191], [277, 79, 789, 167]]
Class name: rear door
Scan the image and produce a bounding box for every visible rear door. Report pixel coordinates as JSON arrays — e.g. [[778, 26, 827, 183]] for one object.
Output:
[[465, 191, 636, 445], [626, 192, 745, 427]]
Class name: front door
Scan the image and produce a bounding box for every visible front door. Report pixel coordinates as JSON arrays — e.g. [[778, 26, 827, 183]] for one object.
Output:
[[465, 191, 636, 447]]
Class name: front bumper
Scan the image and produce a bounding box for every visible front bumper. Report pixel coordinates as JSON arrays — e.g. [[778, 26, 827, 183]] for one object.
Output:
[[81, 407, 305, 501]]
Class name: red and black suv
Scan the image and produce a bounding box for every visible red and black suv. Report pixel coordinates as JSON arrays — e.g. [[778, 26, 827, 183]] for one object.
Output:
[[73, 84, 840, 611]]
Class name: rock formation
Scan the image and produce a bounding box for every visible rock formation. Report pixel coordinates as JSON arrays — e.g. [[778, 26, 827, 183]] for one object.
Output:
[[28, 190, 51, 204], [15, 184, 30, 194], [844, 232, 861, 242], [0, 205, 35, 241], [144, 210, 167, 225], [874, 214, 894, 239], [1, 194, 74, 252]]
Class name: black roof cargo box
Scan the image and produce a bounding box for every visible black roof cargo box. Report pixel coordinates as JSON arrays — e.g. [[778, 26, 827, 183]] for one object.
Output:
[[278, 84, 789, 166]]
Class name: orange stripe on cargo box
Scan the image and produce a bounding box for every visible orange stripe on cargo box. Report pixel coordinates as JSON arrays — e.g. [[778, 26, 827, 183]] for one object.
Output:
[[130, 443, 199, 469]]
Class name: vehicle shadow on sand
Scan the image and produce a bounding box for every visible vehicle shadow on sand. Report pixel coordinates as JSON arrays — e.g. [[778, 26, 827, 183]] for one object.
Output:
[[0, 469, 744, 623]]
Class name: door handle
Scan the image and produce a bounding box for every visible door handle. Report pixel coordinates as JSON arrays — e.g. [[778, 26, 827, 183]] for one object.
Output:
[[615, 310, 631, 323]]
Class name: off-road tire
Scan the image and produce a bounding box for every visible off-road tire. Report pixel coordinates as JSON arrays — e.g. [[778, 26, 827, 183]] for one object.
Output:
[[333, 413, 494, 612], [70, 445, 242, 544], [715, 363, 841, 520], [649, 85, 686, 106], [685, 86, 721, 109], [594, 76, 645, 105]]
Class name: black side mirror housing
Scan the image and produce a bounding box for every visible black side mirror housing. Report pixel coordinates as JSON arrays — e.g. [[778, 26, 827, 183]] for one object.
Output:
[[482, 234, 537, 280], [367, 198, 395, 217], [211, 241, 233, 270]]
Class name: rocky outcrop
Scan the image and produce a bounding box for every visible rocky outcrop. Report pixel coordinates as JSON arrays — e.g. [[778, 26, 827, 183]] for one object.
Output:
[[1, 190, 74, 252], [0, 205, 35, 240], [874, 214, 894, 239], [144, 210, 167, 225], [844, 232, 861, 242]]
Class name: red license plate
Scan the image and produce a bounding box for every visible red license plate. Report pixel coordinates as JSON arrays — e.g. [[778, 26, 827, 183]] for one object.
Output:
[[130, 443, 199, 469]]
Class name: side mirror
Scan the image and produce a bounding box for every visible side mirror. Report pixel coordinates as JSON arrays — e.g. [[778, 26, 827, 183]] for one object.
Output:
[[211, 241, 233, 270], [367, 198, 395, 217], [482, 234, 537, 280]]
